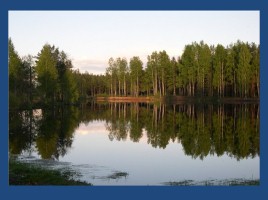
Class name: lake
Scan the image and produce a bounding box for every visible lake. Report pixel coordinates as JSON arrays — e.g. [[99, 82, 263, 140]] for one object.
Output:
[[9, 102, 260, 185]]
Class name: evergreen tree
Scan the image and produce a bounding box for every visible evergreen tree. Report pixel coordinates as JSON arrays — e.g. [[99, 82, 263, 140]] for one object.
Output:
[[35, 44, 59, 104], [130, 56, 143, 96], [237, 43, 252, 98], [9, 38, 29, 107], [213, 44, 226, 97], [180, 44, 196, 96]]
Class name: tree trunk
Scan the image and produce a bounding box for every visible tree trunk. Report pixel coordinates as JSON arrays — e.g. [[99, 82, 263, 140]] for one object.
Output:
[[124, 75, 126, 96], [154, 71, 158, 96], [136, 76, 139, 97]]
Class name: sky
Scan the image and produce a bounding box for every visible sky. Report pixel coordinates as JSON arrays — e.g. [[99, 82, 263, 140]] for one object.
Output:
[[9, 11, 259, 74]]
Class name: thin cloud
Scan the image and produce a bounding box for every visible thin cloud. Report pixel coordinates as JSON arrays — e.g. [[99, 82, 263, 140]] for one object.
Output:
[[73, 59, 108, 74]]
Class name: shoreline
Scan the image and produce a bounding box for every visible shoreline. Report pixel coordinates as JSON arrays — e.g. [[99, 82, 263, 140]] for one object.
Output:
[[95, 96, 260, 104], [9, 158, 92, 186], [8, 96, 259, 111]]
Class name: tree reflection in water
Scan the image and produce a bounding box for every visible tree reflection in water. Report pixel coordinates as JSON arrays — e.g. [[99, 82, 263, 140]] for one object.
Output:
[[9, 107, 80, 160], [9, 102, 259, 160]]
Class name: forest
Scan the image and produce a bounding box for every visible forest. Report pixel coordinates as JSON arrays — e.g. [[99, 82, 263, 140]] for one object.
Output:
[[9, 39, 259, 109]]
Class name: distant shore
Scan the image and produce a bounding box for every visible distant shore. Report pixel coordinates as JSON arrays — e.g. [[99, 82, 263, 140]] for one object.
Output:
[[95, 96, 259, 104]]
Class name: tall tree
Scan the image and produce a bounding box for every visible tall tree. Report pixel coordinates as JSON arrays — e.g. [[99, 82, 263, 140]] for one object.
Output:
[[9, 38, 29, 107], [213, 44, 226, 97], [249, 43, 260, 97], [147, 52, 160, 96], [237, 43, 252, 98], [225, 44, 236, 97], [197, 41, 211, 96], [158, 50, 171, 97], [170, 57, 178, 95], [35, 44, 58, 104], [55, 50, 78, 102], [180, 44, 196, 96], [21, 55, 35, 104], [107, 57, 118, 96], [117, 57, 128, 96], [130, 56, 143, 96]]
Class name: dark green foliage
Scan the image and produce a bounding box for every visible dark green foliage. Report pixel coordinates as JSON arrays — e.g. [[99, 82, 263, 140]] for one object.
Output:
[[130, 56, 143, 97], [9, 39, 33, 108], [9, 39, 259, 110], [9, 39, 79, 109], [35, 44, 79, 104], [35, 44, 59, 104], [74, 40, 259, 99]]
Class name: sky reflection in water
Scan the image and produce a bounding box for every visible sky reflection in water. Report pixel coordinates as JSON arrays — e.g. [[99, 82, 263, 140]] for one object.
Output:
[[59, 120, 259, 185]]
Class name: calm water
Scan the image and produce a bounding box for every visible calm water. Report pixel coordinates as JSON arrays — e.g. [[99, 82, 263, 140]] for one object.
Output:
[[9, 102, 260, 185]]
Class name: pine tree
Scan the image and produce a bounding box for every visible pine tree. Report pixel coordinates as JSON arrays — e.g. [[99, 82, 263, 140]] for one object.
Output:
[[35, 44, 59, 104], [130, 56, 143, 97]]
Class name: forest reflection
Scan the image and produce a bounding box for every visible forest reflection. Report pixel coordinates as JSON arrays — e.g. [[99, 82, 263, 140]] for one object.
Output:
[[9, 102, 259, 161], [9, 107, 80, 160]]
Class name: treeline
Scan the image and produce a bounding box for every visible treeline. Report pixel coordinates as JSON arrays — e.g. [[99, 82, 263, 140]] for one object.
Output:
[[75, 41, 259, 99], [9, 39, 259, 108]]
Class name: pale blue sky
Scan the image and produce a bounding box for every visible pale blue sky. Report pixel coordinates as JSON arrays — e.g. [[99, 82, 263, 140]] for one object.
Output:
[[9, 11, 259, 74]]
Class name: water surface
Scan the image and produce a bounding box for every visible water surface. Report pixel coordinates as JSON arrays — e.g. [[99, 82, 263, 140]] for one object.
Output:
[[9, 102, 259, 185]]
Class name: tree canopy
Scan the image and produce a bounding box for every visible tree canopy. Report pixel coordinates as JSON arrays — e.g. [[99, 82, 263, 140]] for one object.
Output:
[[9, 39, 259, 109]]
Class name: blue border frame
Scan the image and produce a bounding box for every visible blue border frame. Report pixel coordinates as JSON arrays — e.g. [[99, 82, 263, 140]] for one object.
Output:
[[1, 1, 267, 200]]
